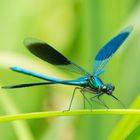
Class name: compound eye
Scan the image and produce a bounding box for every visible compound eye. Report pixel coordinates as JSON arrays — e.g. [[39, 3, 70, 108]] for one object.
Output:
[[112, 85, 115, 91]]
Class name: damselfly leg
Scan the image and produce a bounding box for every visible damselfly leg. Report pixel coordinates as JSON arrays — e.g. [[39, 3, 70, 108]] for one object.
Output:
[[90, 93, 109, 109], [64, 87, 92, 111], [80, 89, 93, 111]]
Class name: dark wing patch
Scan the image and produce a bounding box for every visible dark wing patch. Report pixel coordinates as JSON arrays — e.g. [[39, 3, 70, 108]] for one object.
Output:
[[25, 39, 70, 65], [24, 38, 90, 76]]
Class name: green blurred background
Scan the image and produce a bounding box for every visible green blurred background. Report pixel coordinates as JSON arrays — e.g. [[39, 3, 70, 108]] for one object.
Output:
[[0, 0, 140, 140]]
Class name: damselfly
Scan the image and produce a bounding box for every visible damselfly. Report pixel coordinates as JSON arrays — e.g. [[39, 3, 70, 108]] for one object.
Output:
[[2, 26, 133, 110]]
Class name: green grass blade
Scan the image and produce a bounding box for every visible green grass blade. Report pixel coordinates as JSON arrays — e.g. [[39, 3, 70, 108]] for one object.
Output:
[[126, 124, 140, 140], [109, 95, 140, 140], [0, 89, 34, 140], [0, 109, 140, 123]]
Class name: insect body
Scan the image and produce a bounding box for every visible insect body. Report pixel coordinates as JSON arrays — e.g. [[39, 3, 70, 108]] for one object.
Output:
[[2, 26, 133, 110]]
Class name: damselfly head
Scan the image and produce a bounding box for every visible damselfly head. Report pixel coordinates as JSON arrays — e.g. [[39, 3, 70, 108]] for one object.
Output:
[[101, 84, 115, 95]]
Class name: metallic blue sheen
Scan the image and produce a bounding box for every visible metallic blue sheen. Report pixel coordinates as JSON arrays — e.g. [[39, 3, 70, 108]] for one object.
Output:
[[11, 66, 88, 86], [93, 26, 133, 74], [95, 32, 129, 60], [94, 77, 103, 87], [4, 26, 133, 101]]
